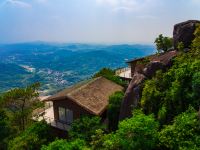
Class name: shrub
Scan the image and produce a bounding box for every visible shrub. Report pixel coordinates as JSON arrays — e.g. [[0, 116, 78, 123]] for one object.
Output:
[[41, 139, 89, 150], [8, 121, 55, 150], [159, 107, 200, 149], [107, 91, 124, 131], [69, 116, 105, 143]]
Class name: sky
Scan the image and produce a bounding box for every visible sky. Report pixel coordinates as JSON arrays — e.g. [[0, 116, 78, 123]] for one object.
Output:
[[0, 0, 200, 44]]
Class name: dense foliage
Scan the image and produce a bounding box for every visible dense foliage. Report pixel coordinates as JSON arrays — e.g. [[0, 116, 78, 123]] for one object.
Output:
[[154, 34, 173, 53], [41, 139, 89, 150], [90, 110, 159, 150], [93, 68, 127, 86], [0, 110, 12, 149], [8, 121, 55, 150], [107, 91, 124, 131], [69, 116, 105, 143], [0, 83, 51, 149], [159, 106, 200, 149], [1, 24, 200, 150], [192, 24, 200, 52], [114, 110, 159, 150], [1, 83, 42, 131], [141, 49, 200, 124]]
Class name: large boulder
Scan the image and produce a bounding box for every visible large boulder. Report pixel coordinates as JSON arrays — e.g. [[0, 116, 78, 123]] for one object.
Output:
[[143, 61, 165, 78], [119, 73, 146, 120], [173, 20, 200, 49]]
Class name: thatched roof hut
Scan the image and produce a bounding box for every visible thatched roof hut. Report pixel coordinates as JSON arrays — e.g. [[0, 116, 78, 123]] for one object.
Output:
[[45, 77, 124, 117]]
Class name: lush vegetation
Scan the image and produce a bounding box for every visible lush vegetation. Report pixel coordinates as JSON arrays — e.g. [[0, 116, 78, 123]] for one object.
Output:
[[141, 44, 200, 125], [8, 121, 55, 150], [93, 68, 127, 86], [0, 84, 56, 150], [154, 34, 173, 53], [43, 25, 200, 150], [107, 91, 124, 131], [159, 106, 200, 149], [69, 116, 105, 143], [0, 25, 200, 150], [41, 139, 89, 150]]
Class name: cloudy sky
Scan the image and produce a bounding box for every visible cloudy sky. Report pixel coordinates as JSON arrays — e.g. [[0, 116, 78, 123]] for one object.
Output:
[[0, 0, 200, 44]]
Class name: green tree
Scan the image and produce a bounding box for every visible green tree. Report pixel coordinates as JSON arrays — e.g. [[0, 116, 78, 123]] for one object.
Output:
[[115, 110, 159, 150], [93, 68, 126, 86], [192, 23, 200, 54], [1, 83, 41, 131], [107, 91, 124, 131], [8, 121, 55, 150], [91, 130, 119, 150], [93, 110, 159, 150], [141, 56, 200, 124], [69, 116, 105, 143], [154, 34, 173, 53], [0, 109, 13, 150], [159, 107, 200, 150], [41, 139, 89, 150], [177, 42, 184, 51]]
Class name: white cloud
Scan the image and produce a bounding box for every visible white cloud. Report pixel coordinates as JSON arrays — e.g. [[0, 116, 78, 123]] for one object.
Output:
[[5, 0, 31, 8], [96, 0, 158, 13]]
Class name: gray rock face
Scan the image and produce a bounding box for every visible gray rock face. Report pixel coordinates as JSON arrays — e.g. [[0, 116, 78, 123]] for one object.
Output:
[[119, 73, 146, 120], [173, 20, 200, 48], [143, 61, 165, 78]]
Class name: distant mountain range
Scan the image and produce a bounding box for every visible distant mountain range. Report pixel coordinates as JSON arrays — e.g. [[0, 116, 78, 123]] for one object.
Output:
[[0, 42, 156, 96]]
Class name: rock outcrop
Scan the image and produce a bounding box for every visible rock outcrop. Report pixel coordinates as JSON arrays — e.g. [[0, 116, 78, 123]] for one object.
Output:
[[119, 73, 146, 120], [119, 20, 200, 121], [173, 20, 200, 49], [119, 50, 178, 120], [143, 61, 165, 78]]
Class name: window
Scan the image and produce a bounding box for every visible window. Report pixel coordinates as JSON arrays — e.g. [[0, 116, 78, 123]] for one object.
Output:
[[58, 107, 73, 124]]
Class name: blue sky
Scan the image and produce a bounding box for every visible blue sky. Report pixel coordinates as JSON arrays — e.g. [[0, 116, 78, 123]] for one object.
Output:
[[0, 0, 200, 44]]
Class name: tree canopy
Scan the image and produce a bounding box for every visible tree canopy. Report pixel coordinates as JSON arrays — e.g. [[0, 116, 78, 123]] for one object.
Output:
[[154, 34, 173, 53]]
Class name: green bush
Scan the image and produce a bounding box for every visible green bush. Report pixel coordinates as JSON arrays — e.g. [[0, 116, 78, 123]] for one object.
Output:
[[0, 109, 13, 149], [159, 107, 200, 149], [69, 116, 105, 143], [41, 139, 89, 150], [115, 110, 159, 150], [8, 121, 55, 150], [107, 91, 124, 131]]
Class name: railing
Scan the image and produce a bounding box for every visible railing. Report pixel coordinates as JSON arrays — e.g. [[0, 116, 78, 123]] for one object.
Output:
[[116, 67, 132, 79], [32, 102, 71, 131], [44, 117, 71, 131], [115, 67, 130, 75], [32, 101, 53, 119]]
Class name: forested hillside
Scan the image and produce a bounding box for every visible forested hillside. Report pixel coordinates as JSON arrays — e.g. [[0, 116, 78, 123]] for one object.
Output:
[[0, 24, 200, 150]]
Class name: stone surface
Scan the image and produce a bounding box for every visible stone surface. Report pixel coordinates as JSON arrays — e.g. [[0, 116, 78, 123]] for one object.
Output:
[[119, 73, 146, 120], [173, 20, 200, 48], [143, 61, 165, 78]]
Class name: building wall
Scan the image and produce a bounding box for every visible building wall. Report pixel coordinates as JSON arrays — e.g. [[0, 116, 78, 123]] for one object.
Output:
[[53, 98, 93, 123]]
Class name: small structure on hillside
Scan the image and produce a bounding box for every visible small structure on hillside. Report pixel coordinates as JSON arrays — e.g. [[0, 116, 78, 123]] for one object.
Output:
[[35, 77, 123, 131], [119, 50, 179, 120], [127, 50, 178, 77]]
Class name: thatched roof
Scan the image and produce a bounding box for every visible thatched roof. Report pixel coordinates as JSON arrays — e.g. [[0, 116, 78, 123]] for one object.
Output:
[[45, 77, 124, 115]]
